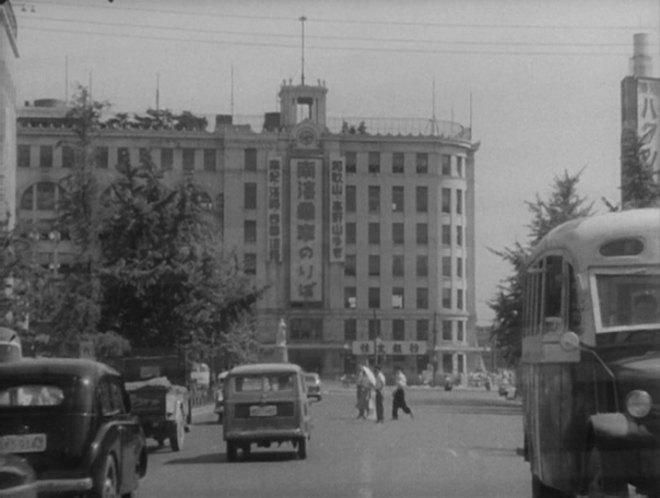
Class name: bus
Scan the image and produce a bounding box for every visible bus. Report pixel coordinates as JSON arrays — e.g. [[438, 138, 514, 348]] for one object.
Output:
[[520, 208, 660, 498], [0, 326, 21, 362]]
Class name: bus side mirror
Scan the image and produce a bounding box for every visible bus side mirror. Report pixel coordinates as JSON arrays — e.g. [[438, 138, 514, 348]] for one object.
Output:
[[559, 331, 581, 352]]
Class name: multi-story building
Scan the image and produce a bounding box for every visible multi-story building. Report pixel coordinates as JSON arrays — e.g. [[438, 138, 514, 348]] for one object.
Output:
[[16, 78, 479, 380], [0, 1, 18, 227]]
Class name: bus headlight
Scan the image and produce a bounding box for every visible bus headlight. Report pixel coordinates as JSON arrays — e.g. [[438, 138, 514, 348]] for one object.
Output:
[[626, 390, 652, 419]]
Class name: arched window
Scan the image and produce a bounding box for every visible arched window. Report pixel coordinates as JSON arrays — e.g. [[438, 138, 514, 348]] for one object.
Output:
[[20, 182, 65, 212]]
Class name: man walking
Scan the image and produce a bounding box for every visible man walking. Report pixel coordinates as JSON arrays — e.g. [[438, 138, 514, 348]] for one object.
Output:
[[392, 367, 413, 420], [374, 365, 386, 423]]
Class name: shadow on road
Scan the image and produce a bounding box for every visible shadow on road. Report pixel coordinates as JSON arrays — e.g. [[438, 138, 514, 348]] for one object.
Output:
[[415, 395, 521, 416], [165, 450, 298, 465]]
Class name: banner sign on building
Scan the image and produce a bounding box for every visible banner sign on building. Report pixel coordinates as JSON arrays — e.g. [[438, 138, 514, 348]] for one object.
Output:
[[638, 79, 660, 172], [329, 156, 345, 262], [290, 158, 322, 302], [267, 155, 283, 262], [351, 341, 428, 356]]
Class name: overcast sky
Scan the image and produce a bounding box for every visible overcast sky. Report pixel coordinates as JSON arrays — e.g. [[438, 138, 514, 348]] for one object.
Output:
[[12, 0, 660, 323]]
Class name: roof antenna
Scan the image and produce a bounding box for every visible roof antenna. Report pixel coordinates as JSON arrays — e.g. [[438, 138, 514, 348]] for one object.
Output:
[[156, 72, 160, 111], [299, 15, 307, 85], [428, 78, 439, 135]]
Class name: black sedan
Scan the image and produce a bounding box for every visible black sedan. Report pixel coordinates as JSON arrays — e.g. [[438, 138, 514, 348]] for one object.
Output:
[[0, 357, 147, 497]]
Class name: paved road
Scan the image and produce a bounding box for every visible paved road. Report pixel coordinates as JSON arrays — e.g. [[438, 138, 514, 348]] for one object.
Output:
[[139, 386, 531, 498]]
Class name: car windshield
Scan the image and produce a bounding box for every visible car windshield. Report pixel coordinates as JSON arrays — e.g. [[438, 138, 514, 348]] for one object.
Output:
[[234, 374, 295, 393], [0, 385, 65, 407], [594, 271, 660, 332], [304, 374, 318, 384]]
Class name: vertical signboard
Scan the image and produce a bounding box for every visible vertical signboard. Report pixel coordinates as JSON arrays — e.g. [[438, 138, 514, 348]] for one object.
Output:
[[329, 156, 345, 262], [290, 158, 322, 302], [638, 79, 660, 172], [267, 155, 282, 262]]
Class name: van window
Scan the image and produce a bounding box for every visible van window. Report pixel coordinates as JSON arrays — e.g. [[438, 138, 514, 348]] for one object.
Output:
[[234, 374, 296, 393]]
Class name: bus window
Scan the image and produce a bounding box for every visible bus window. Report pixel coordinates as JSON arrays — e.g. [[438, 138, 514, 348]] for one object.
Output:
[[543, 256, 563, 331], [595, 273, 660, 329], [567, 264, 582, 334]]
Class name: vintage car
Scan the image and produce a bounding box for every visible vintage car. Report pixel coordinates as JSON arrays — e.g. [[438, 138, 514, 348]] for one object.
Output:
[[223, 363, 313, 461], [0, 358, 147, 497], [0, 453, 37, 498], [303, 372, 322, 401]]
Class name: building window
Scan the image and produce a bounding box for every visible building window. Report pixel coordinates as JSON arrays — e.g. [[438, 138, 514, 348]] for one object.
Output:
[[456, 189, 463, 214], [442, 288, 452, 309], [416, 255, 428, 277], [441, 154, 451, 175], [344, 254, 357, 277], [39, 145, 53, 168], [345, 319, 357, 341], [457, 289, 464, 310], [442, 224, 451, 245], [392, 223, 404, 245], [415, 153, 428, 174], [243, 253, 256, 275], [368, 287, 380, 308], [182, 148, 195, 171], [117, 147, 130, 169], [203, 149, 216, 171], [61, 145, 74, 168], [416, 319, 429, 341], [345, 287, 357, 309], [368, 186, 380, 213], [441, 188, 451, 214], [245, 148, 257, 171], [368, 320, 380, 340], [346, 222, 356, 244], [368, 151, 380, 173], [36, 182, 56, 210], [161, 148, 173, 170], [244, 220, 257, 244], [392, 152, 404, 174], [416, 186, 428, 213], [416, 223, 428, 245], [244, 182, 257, 210], [368, 255, 380, 276], [392, 255, 404, 277], [456, 225, 463, 246], [368, 223, 380, 244], [442, 320, 452, 341], [95, 147, 109, 169], [392, 319, 405, 340], [457, 156, 464, 177], [392, 186, 404, 213], [442, 354, 453, 373], [456, 257, 463, 278], [416, 288, 429, 309], [290, 318, 323, 342], [346, 185, 356, 213], [442, 256, 451, 277], [17, 145, 30, 168], [345, 151, 357, 174], [457, 321, 465, 342], [392, 288, 404, 309]]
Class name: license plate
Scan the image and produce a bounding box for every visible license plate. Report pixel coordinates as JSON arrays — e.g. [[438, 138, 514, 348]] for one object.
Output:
[[249, 405, 277, 417], [0, 433, 47, 453]]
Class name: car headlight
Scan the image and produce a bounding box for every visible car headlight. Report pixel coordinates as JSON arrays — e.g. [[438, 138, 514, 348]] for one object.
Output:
[[626, 390, 652, 419]]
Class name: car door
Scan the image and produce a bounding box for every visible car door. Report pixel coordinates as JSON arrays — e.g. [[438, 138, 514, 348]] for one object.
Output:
[[109, 377, 141, 492]]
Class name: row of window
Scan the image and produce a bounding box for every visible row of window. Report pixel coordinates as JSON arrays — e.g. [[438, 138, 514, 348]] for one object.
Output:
[[18, 144, 218, 172], [343, 318, 467, 342], [343, 151, 466, 177], [345, 254, 464, 279], [344, 287, 465, 310]]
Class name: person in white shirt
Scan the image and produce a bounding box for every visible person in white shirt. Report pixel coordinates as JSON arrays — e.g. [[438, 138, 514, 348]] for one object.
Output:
[[374, 365, 386, 423], [392, 368, 413, 420]]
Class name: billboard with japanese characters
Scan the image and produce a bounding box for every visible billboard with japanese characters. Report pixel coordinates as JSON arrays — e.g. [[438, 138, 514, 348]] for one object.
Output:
[[329, 156, 345, 262], [351, 341, 428, 356], [267, 155, 282, 262], [290, 158, 323, 302], [637, 78, 660, 172]]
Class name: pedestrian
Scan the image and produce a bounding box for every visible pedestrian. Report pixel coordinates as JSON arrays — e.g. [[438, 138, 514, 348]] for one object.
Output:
[[374, 365, 385, 423], [356, 368, 371, 419], [391, 368, 413, 420]]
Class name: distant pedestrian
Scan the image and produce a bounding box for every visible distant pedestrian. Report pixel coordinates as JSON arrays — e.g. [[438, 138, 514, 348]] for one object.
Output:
[[374, 365, 385, 423], [391, 368, 413, 420], [356, 368, 371, 419]]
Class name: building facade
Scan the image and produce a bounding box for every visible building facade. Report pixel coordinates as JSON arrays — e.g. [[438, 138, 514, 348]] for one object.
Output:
[[16, 79, 480, 380]]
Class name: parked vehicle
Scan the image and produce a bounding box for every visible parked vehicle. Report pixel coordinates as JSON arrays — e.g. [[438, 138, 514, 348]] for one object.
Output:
[[303, 372, 322, 401], [109, 351, 190, 451], [0, 357, 147, 497], [223, 363, 313, 461], [520, 209, 660, 497], [214, 371, 228, 424], [0, 453, 37, 498]]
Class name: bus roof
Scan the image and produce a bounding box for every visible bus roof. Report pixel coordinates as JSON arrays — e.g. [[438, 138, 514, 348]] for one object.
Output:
[[228, 362, 303, 376], [528, 208, 660, 270]]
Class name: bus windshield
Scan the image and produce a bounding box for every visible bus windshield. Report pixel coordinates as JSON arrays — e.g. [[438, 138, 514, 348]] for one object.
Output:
[[594, 271, 660, 331]]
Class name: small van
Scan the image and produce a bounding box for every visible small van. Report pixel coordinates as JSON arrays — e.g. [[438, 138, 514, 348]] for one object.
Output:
[[223, 363, 313, 461]]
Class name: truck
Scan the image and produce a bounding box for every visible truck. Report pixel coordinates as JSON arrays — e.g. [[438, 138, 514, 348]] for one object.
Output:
[[107, 350, 191, 452]]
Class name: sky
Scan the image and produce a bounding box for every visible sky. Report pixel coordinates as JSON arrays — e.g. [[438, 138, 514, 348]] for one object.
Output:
[[10, 0, 660, 324]]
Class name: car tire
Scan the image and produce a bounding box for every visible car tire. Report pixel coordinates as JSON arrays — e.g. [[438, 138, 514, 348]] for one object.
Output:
[[91, 455, 118, 498], [226, 441, 237, 462], [297, 437, 307, 460], [169, 411, 185, 452]]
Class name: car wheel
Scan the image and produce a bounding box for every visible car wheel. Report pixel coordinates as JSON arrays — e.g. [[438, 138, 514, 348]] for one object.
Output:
[[92, 456, 119, 498], [226, 441, 237, 462], [169, 408, 185, 452], [297, 437, 307, 460]]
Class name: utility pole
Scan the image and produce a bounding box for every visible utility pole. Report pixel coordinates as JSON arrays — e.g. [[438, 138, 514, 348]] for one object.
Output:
[[431, 312, 438, 386], [299, 15, 307, 86]]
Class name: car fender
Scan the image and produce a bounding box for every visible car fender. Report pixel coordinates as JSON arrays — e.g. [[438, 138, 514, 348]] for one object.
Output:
[[85, 419, 123, 477], [588, 413, 654, 447]]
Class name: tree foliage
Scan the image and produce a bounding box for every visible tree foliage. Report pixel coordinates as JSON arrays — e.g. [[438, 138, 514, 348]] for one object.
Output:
[[489, 170, 594, 365]]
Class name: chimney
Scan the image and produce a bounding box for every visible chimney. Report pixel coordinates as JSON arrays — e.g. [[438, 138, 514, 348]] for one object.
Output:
[[630, 33, 652, 77]]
